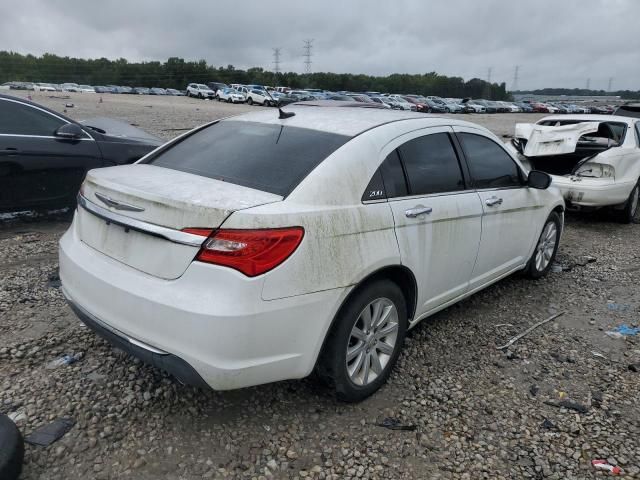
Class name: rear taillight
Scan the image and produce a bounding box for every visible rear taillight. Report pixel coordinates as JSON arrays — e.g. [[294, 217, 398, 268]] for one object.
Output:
[[183, 228, 304, 277]]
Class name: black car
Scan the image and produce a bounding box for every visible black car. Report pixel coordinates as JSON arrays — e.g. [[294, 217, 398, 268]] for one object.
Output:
[[0, 94, 162, 212], [207, 82, 228, 95], [614, 103, 640, 119]]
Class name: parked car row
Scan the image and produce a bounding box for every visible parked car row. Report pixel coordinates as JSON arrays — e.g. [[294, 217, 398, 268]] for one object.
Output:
[[0, 82, 187, 96]]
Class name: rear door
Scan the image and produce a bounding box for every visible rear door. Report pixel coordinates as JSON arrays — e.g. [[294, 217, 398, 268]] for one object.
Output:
[[380, 127, 483, 318], [0, 97, 103, 211], [454, 127, 547, 288]]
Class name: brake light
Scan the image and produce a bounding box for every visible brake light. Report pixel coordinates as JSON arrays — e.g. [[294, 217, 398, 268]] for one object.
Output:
[[183, 228, 304, 277]]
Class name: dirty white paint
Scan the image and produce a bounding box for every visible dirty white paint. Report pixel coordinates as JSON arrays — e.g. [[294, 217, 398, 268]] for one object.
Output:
[[61, 110, 567, 391], [84, 164, 282, 229]]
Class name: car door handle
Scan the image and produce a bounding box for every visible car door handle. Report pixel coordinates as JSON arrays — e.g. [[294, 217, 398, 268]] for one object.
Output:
[[2, 147, 19, 153], [485, 196, 503, 207], [405, 206, 433, 218]]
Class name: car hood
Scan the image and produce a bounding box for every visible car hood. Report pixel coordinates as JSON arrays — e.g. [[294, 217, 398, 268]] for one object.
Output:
[[514, 122, 600, 157], [79, 117, 163, 146]]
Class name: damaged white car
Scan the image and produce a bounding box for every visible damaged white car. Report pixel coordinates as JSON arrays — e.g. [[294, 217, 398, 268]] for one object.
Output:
[[506, 115, 640, 223]]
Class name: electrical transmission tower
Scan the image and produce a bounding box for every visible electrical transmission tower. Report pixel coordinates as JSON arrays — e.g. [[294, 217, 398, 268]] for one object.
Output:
[[303, 39, 314, 74], [484, 67, 493, 98], [586, 78, 591, 90], [273, 48, 281, 74], [608, 77, 613, 92], [512, 65, 520, 91]]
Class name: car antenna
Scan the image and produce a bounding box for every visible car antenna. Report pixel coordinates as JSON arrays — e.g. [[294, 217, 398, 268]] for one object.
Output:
[[279, 108, 295, 119]]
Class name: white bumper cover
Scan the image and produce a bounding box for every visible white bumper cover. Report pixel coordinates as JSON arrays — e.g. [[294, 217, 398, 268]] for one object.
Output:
[[59, 217, 346, 390], [551, 176, 635, 208]]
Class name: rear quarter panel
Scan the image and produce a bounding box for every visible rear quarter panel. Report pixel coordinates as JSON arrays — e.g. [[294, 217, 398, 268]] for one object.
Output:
[[222, 201, 400, 300]]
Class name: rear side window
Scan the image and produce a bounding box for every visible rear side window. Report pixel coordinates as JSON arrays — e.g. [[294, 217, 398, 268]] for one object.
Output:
[[398, 133, 465, 195], [362, 150, 408, 201], [636, 122, 640, 146], [147, 121, 350, 196], [458, 133, 522, 189], [0, 99, 65, 136]]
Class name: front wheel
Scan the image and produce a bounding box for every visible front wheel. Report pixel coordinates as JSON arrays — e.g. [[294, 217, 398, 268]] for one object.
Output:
[[618, 182, 639, 224], [525, 212, 561, 279], [317, 279, 407, 402], [247, 97, 253, 105]]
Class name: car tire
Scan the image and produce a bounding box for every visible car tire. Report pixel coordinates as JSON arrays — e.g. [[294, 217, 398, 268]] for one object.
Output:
[[317, 279, 408, 402], [618, 181, 640, 224], [445, 107, 450, 113], [525, 212, 561, 279], [0, 414, 24, 480], [247, 97, 253, 105]]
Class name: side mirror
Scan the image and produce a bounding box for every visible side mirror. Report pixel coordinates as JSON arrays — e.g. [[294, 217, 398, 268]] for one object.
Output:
[[527, 170, 552, 189], [55, 123, 85, 140]]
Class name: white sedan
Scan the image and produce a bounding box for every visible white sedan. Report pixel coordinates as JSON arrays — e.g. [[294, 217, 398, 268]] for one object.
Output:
[[60, 107, 564, 401], [506, 114, 640, 223], [216, 88, 245, 103]]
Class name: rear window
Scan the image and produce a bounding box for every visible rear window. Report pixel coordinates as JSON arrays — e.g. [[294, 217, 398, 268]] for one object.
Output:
[[146, 121, 351, 196]]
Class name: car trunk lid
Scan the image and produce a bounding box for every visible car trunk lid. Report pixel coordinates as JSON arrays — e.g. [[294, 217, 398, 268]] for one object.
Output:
[[515, 122, 600, 156], [77, 164, 282, 279]]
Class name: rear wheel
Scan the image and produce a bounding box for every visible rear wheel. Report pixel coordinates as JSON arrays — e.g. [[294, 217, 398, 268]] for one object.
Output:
[[0, 414, 24, 480], [317, 279, 407, 402], [618, 182, 639, 224], [526, 212, 561, 279]]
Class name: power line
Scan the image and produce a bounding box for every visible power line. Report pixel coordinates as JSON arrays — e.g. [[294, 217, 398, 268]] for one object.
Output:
[[303, 39, 314, 74], [272, 48, 281, 75]]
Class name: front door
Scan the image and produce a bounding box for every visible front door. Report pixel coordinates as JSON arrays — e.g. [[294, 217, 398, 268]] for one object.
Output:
[[453, 127, 547, 288], [0, 98, 103, 211]]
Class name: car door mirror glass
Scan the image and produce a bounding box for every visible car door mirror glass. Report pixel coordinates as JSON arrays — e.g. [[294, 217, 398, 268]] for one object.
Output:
[[55, 123, 84, 139], [527, 170, 552, 189]]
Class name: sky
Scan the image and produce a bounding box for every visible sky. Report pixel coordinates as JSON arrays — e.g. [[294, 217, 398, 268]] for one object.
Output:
[[1, 0, 637, 91]]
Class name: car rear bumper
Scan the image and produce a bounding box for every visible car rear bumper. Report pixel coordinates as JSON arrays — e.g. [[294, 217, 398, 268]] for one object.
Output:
[[551, 176, 635, 207], [64, 293, 210, 389], [59, 216, 346, 390]]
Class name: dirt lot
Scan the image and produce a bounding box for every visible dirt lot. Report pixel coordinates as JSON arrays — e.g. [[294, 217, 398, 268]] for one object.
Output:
[[1, 92, 639, 480]]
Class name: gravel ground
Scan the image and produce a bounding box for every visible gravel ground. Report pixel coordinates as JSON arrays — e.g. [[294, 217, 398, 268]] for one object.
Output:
[[1, 92, 639, 479]]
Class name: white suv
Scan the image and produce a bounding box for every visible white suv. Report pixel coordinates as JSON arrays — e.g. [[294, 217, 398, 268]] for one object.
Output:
[[186, 83, 215, 99], [60, 107, 564, 401], [246, 88, 274, 106]]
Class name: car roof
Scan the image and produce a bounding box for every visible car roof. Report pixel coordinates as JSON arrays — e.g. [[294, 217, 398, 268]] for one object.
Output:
[[222, 104, 483, 136], [539, 114, 636, 125]]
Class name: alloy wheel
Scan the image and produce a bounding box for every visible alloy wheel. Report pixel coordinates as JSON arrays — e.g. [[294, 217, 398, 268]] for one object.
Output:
[[534, 222, 558, 272], [346, 298, 399, 386]]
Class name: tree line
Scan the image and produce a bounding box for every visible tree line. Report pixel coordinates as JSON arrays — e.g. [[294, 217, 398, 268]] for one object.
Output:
[[0, 51, 510, 100], [514, 88, 640, 100]]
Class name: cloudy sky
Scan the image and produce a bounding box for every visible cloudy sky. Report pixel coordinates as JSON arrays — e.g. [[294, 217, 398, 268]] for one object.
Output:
[[1, 0, 637, 90]]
